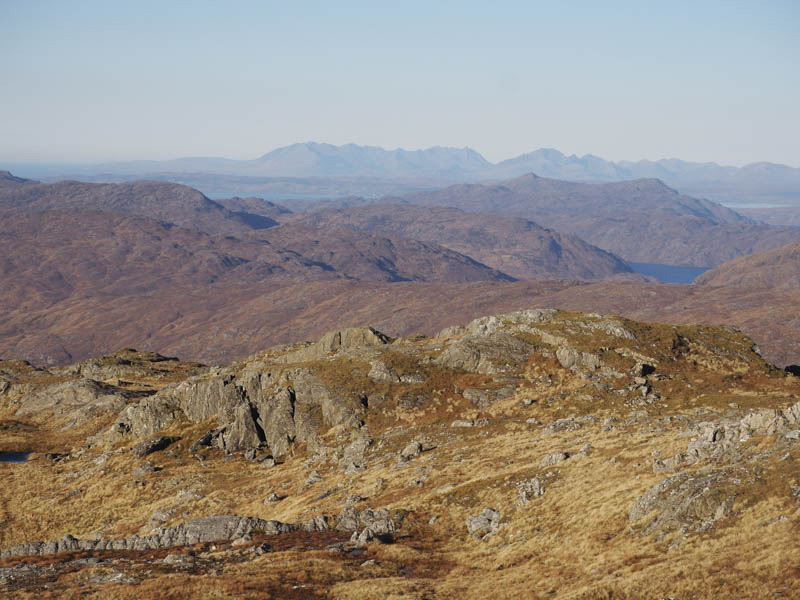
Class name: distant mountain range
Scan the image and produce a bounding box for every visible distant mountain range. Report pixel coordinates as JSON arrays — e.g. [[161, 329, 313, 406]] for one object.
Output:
[[15, 142, 799, 205]]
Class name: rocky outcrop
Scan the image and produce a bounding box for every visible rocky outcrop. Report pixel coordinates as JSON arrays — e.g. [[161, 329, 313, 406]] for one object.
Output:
[[1, 507, 401, 559], [466, 508, 502, 538], [12, 378, 132, 425], [517, 478, 545, 504], [110, 361, 361, 457], [110, 396, 185, 440], [276, 327, 392, 363], [0, 515, 295, 558], [654, 400, 800, 472], [555, 347, 602, 371], [629, 469, 739, 538], [337, 507, 397, 546]]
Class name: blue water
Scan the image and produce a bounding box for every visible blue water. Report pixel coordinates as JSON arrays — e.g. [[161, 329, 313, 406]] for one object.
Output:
[[627, 262, 711, 284], [0, 451, 31, 463]]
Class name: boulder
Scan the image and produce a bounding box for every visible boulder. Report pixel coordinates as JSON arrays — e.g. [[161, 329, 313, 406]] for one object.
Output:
[[399, 440, 422, 461], [466, 508, 502, 538], [335, 507, 396, 537], [517, 478, 545, 504], [131, 436, 180, 458], [540, 452, 570, 467]]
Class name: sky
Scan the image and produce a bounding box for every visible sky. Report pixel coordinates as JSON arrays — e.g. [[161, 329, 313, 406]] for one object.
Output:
[[1, 0, 798, 166]]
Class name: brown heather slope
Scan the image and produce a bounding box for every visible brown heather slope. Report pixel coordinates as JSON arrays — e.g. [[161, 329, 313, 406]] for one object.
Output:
[[289, 202, 641, 281], [0, 210, 342, 308], [0, 209, 509, 303], [0, 208, 512, 365], [695, 242, 800, 289], [401, 173, 800, 267], [0, 178, 278, 234], [1, 309, 799, 598], [2, 275, 799, 368]]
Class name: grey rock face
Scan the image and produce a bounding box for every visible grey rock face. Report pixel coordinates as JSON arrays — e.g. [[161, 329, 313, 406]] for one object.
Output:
[[131, 462, 157, 477], [351, 527, 375, 547], [220, 403, 263, 453], [555, 348, 601, 372], [301, 516, 330, 532], [113, 396, 184, 439], [305, 470, 323, 485], [111, 362, 360, 459], [340, 435, 371, 472], [254, 386, 296, 457], [575, 318, 635, 340], [545, 417, 582, 434], [436, 331, 534, 375], [462, 386, 515, 408]]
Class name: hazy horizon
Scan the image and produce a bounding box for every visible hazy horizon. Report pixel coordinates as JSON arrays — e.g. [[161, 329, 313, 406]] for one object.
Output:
[[2, 141, 799, 172], [2, 1, 799, 167]]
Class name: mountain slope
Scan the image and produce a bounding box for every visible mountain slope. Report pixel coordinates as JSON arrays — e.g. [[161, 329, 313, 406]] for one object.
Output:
[[0, 170, 37, 189], [695, 242, 800, 289], [290, 202, 639, 281], [0, 179, 278, 235], [401, 174, 800, 266], [251, 222, 514, 283]]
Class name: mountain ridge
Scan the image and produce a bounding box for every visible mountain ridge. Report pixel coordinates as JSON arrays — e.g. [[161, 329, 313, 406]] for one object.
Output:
[[9, 143, 800, 205], [288, 202, 641, 282], [397, 173, 800, 267]]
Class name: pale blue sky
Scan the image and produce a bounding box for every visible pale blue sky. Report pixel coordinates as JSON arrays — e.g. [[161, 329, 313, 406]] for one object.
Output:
[[1, 0, 798, 166]]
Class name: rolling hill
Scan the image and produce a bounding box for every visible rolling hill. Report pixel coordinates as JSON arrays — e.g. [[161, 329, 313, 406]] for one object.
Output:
[[289, 202, 640, 281], [695, 242, 800, 289], [399, 174, 800, 266]]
